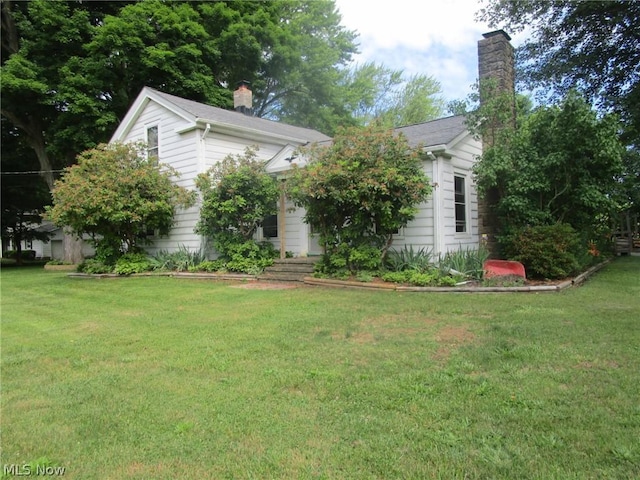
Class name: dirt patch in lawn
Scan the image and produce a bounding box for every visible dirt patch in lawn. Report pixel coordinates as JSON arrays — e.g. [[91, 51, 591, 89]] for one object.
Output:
[[432, 325, 477, 362]]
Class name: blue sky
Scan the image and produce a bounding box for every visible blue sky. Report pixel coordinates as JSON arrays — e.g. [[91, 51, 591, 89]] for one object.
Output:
[[334, 0, 527, 105]]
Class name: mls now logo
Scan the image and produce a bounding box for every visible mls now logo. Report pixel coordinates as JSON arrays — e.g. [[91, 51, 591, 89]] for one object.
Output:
[[3, 463, 66, 476]]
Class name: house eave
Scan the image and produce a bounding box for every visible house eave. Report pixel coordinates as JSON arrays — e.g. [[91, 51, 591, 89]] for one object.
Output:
[[176, 119, 314, 145], [422, 144, 454, 159]]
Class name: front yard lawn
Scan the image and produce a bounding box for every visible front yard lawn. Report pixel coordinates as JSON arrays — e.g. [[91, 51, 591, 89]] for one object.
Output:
[[1, 257, 639, 479]]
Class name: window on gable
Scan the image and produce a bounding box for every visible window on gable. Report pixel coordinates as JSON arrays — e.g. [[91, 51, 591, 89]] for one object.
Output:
[[454, 175, 467, 233], [146, 125, 159, 162]]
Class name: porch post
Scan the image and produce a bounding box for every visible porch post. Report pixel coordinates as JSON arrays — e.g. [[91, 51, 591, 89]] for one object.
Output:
[[279, 181, 286, 259]]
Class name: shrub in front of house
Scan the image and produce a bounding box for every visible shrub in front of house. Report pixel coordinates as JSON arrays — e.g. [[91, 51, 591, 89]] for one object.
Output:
[[189, 260, 227, 273], [114, 253, 155, 275], [222, 239, 277, 274], [77, 259, 114, 274], [500, 223, 584, 279], [151, 246, 205, 272], [4, 250, 37, 260]]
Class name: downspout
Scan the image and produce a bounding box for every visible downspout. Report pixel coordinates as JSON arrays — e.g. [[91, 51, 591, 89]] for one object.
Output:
[[429, 152, 444, 257], [199, 123, 211, 173], [198, 123, 211, 254]]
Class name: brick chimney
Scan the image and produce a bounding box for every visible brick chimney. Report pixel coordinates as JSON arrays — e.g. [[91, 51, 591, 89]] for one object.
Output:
[[233, 80, 252, 115], [477, 30, 516, 256]]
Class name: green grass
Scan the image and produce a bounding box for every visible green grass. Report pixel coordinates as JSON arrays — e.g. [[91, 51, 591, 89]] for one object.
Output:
[[1, 257, 639, 479]]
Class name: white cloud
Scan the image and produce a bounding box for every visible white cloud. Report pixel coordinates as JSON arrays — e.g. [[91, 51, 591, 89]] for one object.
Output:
[[335, 0, 526, 103]]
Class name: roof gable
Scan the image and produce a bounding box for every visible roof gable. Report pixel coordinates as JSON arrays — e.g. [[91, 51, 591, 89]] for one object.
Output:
[[394, 115, 469, 150], [112, 87, 331, 145]]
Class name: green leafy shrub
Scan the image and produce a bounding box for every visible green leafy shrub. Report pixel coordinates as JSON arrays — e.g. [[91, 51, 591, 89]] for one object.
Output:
[[221, 238, 277, 274], [381, 268, 459, 286], [4, 250, 37, 260], [500, 223, 583, 279], [191, 260, 227, 272], [438, 245, 490, 280], [385, 245, 433, 272], [408, 271, 439, 286], [114, 253, 154, 275], [77, 259, 113, 274], [152, 246, 205, 272], [381, 271, 412, 284]]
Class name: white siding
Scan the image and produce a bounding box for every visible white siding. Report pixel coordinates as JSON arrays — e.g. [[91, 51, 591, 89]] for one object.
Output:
[[442, 135, 481, 253], [120, 101, 203, 255], [388, 160, 436, 253], [387, 134, 482, 257]]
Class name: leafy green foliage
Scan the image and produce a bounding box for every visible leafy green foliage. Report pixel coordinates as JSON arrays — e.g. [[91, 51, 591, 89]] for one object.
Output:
[[380, 269, 458, 287], [47, 143, 195, 258], [500, 223, 584, 279], [437, 246, 490, 280], [195, 147, 279, 243], [151, 246, 205, 272], [385, 245, 433, 273], [0, 0, 358, 187], [189, 260, 227, 273], [113, 253, 154, 276], [287, 123, 432, 273], [222, 240, 276, 275], [77, 259, 113, 275], [195, 147, 278, 274], [478, 0, 640, 145], [473, 91, 624, 237], [341, 63, 445, 127]]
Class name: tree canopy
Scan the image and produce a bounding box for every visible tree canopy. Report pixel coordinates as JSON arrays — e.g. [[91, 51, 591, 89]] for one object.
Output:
[[1, 118, 52, 262], [47, 143, 195, 259], [478, 0, 640, 145], [287, 123, 432, 272], [195, 147, 279, 244], [342, 62, 445, 128], [473, 90, 624, 235], [0, 0, 359, 188]]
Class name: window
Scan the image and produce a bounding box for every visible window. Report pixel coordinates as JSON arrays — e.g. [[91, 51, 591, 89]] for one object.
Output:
[[262, 214, 278, 238], [454, 175, 467, 233], [146, 125, 158, 162]]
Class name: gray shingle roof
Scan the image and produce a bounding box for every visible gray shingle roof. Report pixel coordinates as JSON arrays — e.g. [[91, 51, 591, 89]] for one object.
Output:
[[394, 115, 468, 148], [149, 87, 332, 143]]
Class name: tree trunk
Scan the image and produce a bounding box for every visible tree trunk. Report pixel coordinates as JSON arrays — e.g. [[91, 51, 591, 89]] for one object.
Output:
[[63, 228, 84, 265]]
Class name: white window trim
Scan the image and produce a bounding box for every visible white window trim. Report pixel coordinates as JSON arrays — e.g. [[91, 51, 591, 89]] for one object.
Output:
[[145, 124, 159, 162], [454, 172, 471, 238]]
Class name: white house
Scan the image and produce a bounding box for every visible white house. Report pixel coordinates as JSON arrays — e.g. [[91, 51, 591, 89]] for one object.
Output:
[[110, 85, 481, 259], [111, 86, 481, 256]]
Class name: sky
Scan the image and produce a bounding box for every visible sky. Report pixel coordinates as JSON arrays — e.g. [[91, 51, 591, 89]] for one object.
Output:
[[334, 0, 527, 106]]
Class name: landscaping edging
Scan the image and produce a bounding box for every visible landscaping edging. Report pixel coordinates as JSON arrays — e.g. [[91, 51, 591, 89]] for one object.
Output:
[[65, 259, 610, 293], [303, 260, 611, 293], [67, 271, 258, 281]]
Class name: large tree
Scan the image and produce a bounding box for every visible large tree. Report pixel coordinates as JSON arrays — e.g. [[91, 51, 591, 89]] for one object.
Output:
[[473, 91, 624, 235], [341, 62, 445, 128], [1, 0, 358, 261], [477, 0, 640, 145], [287, 123, 432, 273], [1, 118, 52, 263], [1, 0, 358, 180]]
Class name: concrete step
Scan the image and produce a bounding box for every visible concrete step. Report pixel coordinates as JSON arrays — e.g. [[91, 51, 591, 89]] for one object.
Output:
[[265, 263, 315, 273], [260, 257, 319, 282], [259, 272, 311, 282]]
